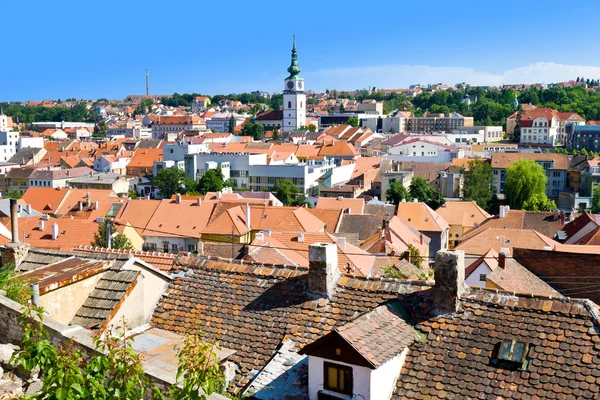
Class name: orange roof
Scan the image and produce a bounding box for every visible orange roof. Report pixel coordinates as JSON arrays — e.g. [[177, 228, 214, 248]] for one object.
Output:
[[396, 202, 449, 232], [141, 199, 215, 238], [115, 199, 162, 235], [16, 217, 100, 250], [202, 206, 250, 236], [306, 208, 343, 233], [22, 187, 70, 214], [455, 228, 559, 256], [491, 153, 569, 170], [387, 216, 429, 256], [317, 141, 359, 157], [153, 115, 205, 125], [435, 201, 491, 228], [316, 197, 365, 214], [128, 148, 163, 168]]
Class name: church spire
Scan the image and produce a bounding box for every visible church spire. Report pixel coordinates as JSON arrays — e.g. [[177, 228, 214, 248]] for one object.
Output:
[[286, 35, 302, 79]]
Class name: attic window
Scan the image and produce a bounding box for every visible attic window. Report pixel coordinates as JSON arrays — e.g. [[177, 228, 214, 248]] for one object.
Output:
[[263, 215, 268, 219], [494, 339, 530, 370], [505, 239, 511, 244]]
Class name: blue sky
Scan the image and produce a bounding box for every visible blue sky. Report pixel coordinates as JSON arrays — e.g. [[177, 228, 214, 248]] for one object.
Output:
[[3, 0, 600, 101]]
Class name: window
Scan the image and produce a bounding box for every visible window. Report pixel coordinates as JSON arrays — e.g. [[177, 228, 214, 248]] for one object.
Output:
[[288, 101, 292, 109], [323, 362, 352, 396], [479, 274, 487, 282], [498, 339, 529, 363]]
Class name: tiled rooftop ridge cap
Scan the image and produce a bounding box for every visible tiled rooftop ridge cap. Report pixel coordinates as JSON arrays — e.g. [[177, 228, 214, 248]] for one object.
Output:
[[75, 245, 177, 259]]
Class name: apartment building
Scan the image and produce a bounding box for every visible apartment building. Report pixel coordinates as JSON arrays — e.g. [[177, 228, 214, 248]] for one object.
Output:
[[448, 126, 503, 143], [29, 167, 95, 189], [491, 153, 568, 199], [406, 112, 473, 133], [568, 125, 600, 153], [204, 112, 247, 133], [519, 108, 560, 146], [148, 115, 206, 139]]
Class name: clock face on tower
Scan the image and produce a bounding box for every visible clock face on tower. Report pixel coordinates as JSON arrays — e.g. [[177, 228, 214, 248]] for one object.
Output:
[[287, 81, 294, 89], [298, 81, 303, 90]]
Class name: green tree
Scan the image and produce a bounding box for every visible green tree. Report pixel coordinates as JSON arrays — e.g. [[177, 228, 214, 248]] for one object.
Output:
[[93, 120, 108, 137], [386, 180, 409, 205], [0, 264, 32, 305], [198, 167, 230, 194], [581, 148, 589, 156], [242, 121, 264, 140], [462, 160, 494, 211], [522, 193, 556, 211], [347, 116, 359, 128], [153, 167, 188, 199], [592, 186, 600, 213], [272, 128, 280, 141], [408, 244, 423, 269], [128, 188, 139, 199], [571, 148, 578, 156], [504, 159, 548, 210], [272, 178, 301, 206], [308, 124, 317, 132], [5, 189, 22, 199], [92, 219, 134, 250], [228, 116, 235, 133], [408, 177, 445, 209]]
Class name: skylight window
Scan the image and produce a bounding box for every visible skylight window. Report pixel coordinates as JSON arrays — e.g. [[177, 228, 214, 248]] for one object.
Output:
[[495, 339, 530, 370]]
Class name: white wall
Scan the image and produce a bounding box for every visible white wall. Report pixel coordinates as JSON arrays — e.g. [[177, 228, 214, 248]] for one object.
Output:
[[465, 262, 492, 288], [122, 260, 170, 325], [371, 348, 408, 400], [308, 356, 371, 400]]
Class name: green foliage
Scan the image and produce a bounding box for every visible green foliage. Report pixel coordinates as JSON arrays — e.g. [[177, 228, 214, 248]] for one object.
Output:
[[198, 167, 230, 194], [308, 124, 316, 132], [409, 177, 445, 209], [592, 186, 600, 214], [272, 178, 301, 206], [5, 189, 22, 199], [380, 265, 410, 280], [12, 308, 226, 400], [228, 116, 235, 134], [92, 220, 134, 250], [0, 103, 95, 124], [0, 265, 32, 305], [128, 188, 138, 199], [241, 121, 264, 140], [462, 160, 494, 211], [271, 128, 280, 141], [522, 193, 556, 211], [407, 244, 423, 269], [580, 148, 589, 156], [153, 167, 194, 199], [386, 180, 409, 205], [504, 159, 548, 210], [346, 116, 359, 128]]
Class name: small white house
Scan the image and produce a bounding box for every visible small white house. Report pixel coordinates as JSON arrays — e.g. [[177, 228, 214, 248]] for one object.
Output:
[[300, 303, 417, 400], [464, 248, 499, 288]]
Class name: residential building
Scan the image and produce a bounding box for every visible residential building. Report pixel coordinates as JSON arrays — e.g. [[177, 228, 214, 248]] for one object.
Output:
[[21, 187, 121, 216], [127, 148, 163, 176], [250, 90, 269, 99], [395, 201, 449, 259], [406, 112, 473, 133], [435, 201, 491, 249], [190, 96, 211, 113], [380, 169, 412, 203], [387, 138, 464, 162], [28, 167, 94, 189], [68, 172, 130, 194], [93, 155, 130, 175], [491, 153, 568, 199], [5, 167, 37, 194], [518, 108, 561, 146], [455, 227, 559, 257], [380, 110, 411, 133], [148, 115, 206, 140], [255, 110, 283, 129], [0, 130, 19, 162], [357, 99, 383, 115], [282, 37, 306, 132], [316, 197, 365, 214], [558, 112, 585, 146], [204, 112, 247, 133], [0, 108, 16, 131], [569, 125, 600, 153]]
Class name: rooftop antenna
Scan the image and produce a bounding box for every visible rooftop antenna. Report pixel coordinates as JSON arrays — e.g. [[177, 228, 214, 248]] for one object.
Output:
[[146, 69, 149, 97]]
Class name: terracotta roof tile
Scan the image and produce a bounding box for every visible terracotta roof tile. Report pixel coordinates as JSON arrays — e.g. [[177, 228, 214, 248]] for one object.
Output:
[[396, 202, 449, 232]]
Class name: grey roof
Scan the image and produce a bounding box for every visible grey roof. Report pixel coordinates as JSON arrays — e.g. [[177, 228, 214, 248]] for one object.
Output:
[[364, 203, 396, 221], [6, 167, 37, 179], [0, 199, 43, 218], [8, 148, 43, 165], [17, 248, 132, 272], [68, 172, 124, 185], [136, 139, 163, 149], [339, 214, 383, 240], [29, 167, 94, 181], [71, 270, 140, 329]]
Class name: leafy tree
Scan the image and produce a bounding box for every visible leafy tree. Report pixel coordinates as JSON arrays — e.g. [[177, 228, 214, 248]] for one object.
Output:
[[153, 167, 188, 199], [408, 244, 423, 269], [272, 128, 280, 141], [272, 178, 301, 206], [242, 121, 264, 140], [198, 167, 230, 194], [522, 193, 556, 211], [94, 120, 109, 136], [571, 148, 578, 156], [386, 180, 409, 205], [228, 116, 235, 133], [409, 177, 445, 209], [128, 188, 139, 199], [504, 159, 548, 210], [462, 160, 494, 211], [92, 219, 134, 250], [347, 116, 359, 128], [592, 186, 600, 214], [581, 148, 589, 156], [5, 189, 22, 199], [308, 124, 317, 132]]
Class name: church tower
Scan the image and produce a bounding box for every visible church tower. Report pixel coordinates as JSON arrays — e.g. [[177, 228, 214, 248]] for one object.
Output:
[[282, 36, 306, 132]]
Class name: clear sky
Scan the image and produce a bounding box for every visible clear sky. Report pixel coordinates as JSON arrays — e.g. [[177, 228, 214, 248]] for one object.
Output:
[[3, 0, 600, 101]]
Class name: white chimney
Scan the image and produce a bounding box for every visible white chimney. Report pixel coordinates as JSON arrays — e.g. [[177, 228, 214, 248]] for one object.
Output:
[[78, 202, 83, 211], [216, 191, 222, 200], [176, 193, 182, 204], [255, 232, 265, 241], [263, 228, 272, 237], [499, 247, 511, 256], [51, 223, 59, 240], [39, 220, 44, 231], [499, 205, 506, 219], [25, 204, 31, 214], [94, 201, 99, 210], [245, 203, 251, 228], [298, 232, 305, 243], [337, 237, 347, 251], [196, 197, 202, 206], [337, 196, 343, 201], [413, 198, 418, 202]]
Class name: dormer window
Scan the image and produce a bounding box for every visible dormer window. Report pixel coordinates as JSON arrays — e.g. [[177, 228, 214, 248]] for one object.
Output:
[[494, 339, 530, 370], [324, 362, 353, 396]]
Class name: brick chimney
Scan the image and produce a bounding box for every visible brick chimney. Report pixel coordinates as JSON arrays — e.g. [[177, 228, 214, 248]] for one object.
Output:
[[434, 250, 467, 314], [308, 243, 340, 299], [1, 198, 30, 267]]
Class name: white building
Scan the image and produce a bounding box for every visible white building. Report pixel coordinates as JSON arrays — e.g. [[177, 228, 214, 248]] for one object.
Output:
[[387, 138, 464, 162], [381, 111, 411, 133], [282, 36, 306, 132], [148, 115, 206, 140], [0, 131, 19, 162], [519, 108, 560, 146], [448, 126, 503, 144], [205, 112, 247, 133]]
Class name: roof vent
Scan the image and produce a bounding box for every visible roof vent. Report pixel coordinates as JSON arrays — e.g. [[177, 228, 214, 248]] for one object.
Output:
[[297, 232, 305, 243]]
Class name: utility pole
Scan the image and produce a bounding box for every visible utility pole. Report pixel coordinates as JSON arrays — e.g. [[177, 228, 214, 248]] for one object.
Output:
[[146, 69, 149, 97], [106, 218, 112, 249]]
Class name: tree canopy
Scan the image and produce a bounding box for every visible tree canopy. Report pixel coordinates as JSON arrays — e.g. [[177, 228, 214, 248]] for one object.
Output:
[[386, 180, 410, 205], [462, 160, 494, 212], [409, 177, 445, 209], [503, 159, 550, 210], [272, 179, 301, 206], [347, 116, 359, 128], [198, 167, 231, 194], [92, 220, 134, 250], [592, 186, 600, 214], [241, 121, 264, 140], [153, 167, 198, 199]]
